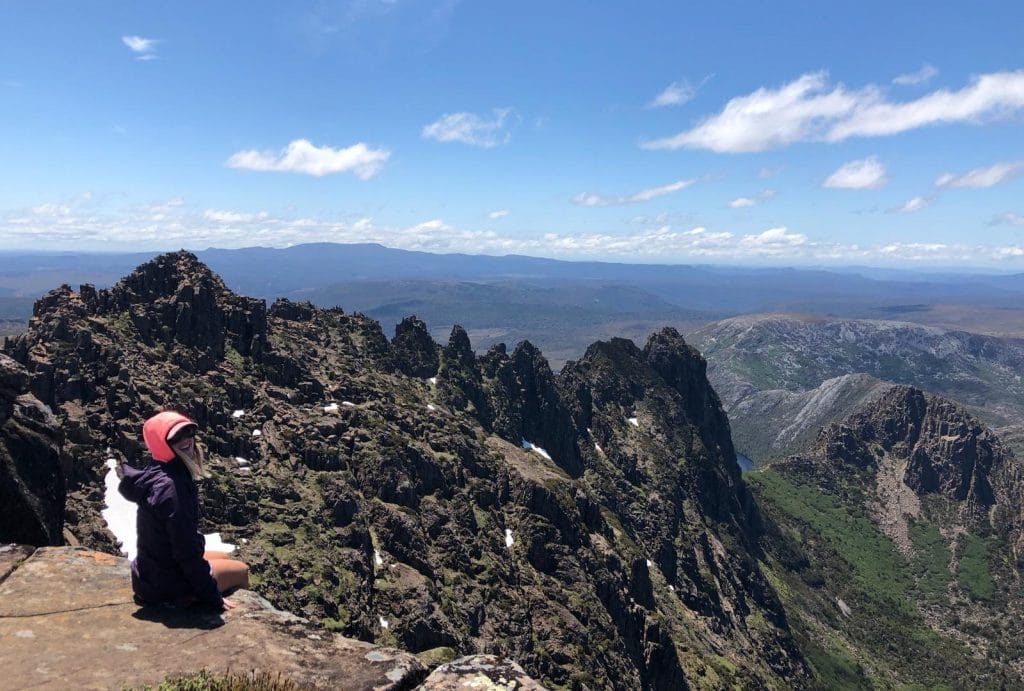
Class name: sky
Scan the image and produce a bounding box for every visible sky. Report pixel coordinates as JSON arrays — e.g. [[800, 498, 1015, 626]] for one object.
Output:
[[1, 1, 1023, 267]]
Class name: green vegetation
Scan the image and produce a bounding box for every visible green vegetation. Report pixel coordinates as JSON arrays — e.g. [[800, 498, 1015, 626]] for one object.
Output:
[[747, 470, 912, 606], [908, 521, 951, 602], [957, 534, 994, 601], [799, 636, 869, 690], [130, 670, 302, 691]]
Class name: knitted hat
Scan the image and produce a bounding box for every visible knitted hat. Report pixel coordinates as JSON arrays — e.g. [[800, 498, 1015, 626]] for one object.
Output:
[[142, 411, 198, 462]]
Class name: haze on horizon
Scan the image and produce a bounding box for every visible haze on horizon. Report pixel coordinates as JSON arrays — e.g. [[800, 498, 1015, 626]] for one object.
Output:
[[1, 1, 1023, 268]]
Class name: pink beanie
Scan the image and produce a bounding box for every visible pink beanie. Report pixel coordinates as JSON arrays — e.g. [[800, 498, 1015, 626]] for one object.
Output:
[[142, 411, 197, 462]]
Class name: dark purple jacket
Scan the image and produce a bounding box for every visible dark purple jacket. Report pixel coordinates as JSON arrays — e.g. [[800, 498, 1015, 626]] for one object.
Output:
[[118, 457, 222, 607]]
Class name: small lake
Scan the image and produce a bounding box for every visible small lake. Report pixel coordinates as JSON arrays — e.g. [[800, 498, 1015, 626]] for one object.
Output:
[[736, 453, 755, 472]]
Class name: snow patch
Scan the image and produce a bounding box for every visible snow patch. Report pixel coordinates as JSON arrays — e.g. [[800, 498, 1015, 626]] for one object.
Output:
[[231, 409, 244, 419], [102, 459, 138, 560], [521, 439, 552, 460], [646, 559, 652, 568], [378, 616, 389, 629], [836, 597, 852, 617], [374, 550, 383, 567], [343, 401, 356, 407], [627, 417, 639, 427], [204, 532, 236, 554], [427, 404, 437, 411], [323, 402, 339, 413], [668, 585, 675, 592], [235, 457, 249, 466], [594, 443, 602, 453], [251, 429, 262, 437], [428, 377, 437, 385], [504, 529, 515, 548]]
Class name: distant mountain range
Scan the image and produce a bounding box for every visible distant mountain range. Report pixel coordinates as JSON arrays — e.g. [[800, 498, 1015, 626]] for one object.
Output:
[[5, 243, 1024, 366]]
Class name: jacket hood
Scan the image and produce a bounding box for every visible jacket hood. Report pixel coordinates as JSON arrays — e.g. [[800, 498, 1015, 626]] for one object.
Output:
[[117, 462, 157, 504], [143, 411, 196, 462]]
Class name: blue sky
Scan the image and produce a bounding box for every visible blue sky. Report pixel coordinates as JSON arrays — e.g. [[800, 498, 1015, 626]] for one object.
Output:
[[1, 1, 1023, 267]]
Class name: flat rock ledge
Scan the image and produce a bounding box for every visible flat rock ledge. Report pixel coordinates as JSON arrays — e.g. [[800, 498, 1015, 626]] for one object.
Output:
[[0, 545, 426, 690]]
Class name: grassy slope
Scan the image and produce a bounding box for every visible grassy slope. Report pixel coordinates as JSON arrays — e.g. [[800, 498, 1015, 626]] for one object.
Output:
[[748, 468, 1019, 689]]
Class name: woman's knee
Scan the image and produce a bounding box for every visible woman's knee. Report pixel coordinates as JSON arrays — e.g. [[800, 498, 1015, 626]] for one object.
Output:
[[211, 559, 250, 592]]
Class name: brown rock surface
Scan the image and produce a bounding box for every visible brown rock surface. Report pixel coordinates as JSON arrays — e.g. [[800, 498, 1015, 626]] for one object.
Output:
[[0, 546, 426, 690], [418, 654, 544, 690]]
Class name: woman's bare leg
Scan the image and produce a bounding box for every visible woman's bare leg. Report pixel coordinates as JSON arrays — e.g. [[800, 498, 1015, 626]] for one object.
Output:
[[204, 551, 250, 593]]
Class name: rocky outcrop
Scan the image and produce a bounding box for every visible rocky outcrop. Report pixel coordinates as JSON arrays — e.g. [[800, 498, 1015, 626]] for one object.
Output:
[[0, 355, 66, 546], [390, 315, 439, 378], [0, 545, 427, 690], [419, 655, 544, 689]]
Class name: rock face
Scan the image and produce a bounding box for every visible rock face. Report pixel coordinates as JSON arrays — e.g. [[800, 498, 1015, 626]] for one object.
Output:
[[0, 355, 66, 546], [2, 253, 810, 689], [0, 545, 426, 690]]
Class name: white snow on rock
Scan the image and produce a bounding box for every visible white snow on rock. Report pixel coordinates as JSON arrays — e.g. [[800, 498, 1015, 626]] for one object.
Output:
[[102, 459, 234, 559], [375, 550, 384, 567], [378, 616, 389, 629], [836, 597, 852, 617], [521, 439, 552, 460], [594, 443, 602, 453], [646, 559, 653, 568], [235, 457, 249, 466], [251, 429, 262, 437], [102, 459, 138, 560], [627, 417, 639, 427], [427, 404, 437, 411], [428, 377, 437, 385], [669, 585, 675, 592], [323, 402, 339, 413], [232, 409, 244, 419], [504, 528, 515, 548], [342, 401, 356, 407], [204, 532, 236, 554]]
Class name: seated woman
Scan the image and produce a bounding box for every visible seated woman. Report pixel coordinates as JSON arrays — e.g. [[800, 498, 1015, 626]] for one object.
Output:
[[119, 411, 249, 610]]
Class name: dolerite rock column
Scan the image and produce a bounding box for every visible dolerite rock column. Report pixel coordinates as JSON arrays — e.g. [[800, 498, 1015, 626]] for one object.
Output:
[[391, 315, 440, 378], [0, 354, 67, 545]]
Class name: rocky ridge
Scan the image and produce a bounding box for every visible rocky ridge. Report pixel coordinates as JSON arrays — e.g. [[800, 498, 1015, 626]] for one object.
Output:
[[692, 313, 1024, 462], [2, 252, 810, 689]]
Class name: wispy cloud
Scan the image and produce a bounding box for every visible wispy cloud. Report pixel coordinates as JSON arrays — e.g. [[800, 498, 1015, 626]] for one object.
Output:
[[487, 209, 510, 219], [728, 189, 776, 208], [935, 160, 1024, 188], [648, 81, 695, 108], [573, 179, 695, 207], [892, 196, 932, 213], [994, 212, 1024, 226], [643, 70, 1024, 152], [823, 157, 887, 189], [893, 64, 938, 86], [122, 35, 159, 60], [422, 108, 516, 147], [225, 139, 390, 178], [6, 196, 1024, 264], [758, 167, 782, 179]]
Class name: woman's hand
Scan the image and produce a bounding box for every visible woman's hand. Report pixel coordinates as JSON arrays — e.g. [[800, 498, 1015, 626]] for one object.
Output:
[[222, 598, 237, 611]]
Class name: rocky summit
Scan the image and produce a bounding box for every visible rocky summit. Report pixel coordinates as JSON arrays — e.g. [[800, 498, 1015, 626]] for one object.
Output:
[[2, 252, 810, 689]]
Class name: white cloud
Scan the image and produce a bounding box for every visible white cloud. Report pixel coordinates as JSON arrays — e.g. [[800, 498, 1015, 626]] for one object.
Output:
[[758, 167, 782, 178], [8, 195, 1024, 265], [122, 36, 158, 60], [728, 189, 776, 208], [893, 64, 938, 86], [573, 179, 695, 207], [935, 160, 1024, 188], [488, 209, 510, 219], [997, 212, 1024, 226], [225, 139, 389, 178], [422, 108, 515, 147], [204, 209, 270, 223], [648, 81, 695, 108], [893, 196, 931, 213], [823, 157, 887, 189], [643, 70, 1024, 152]]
